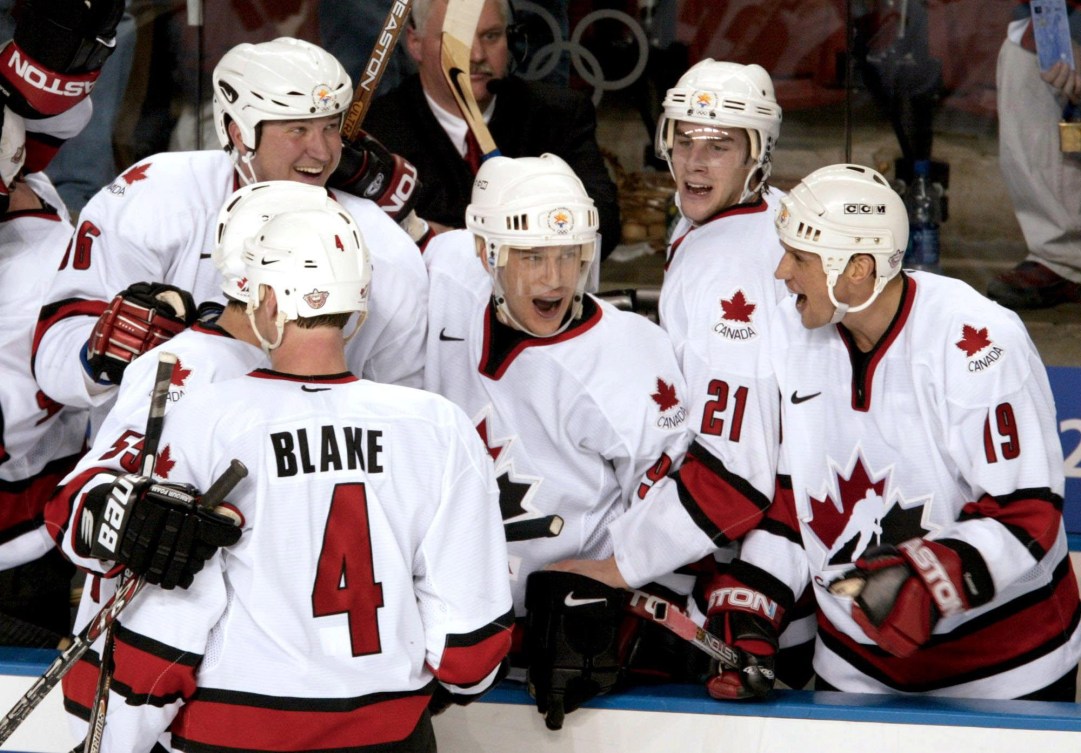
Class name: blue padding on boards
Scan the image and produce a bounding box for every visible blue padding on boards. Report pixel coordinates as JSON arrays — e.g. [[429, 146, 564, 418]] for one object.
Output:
[[1049, 367, 1081, 535]]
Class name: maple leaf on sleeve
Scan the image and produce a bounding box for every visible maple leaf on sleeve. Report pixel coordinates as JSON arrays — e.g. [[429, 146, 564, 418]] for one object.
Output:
[[721, 290, 756, 322], [651, 378, 679, 411], [170, 358, 192, 388], [154, 445, 175, 479], [955, 325, 991, 357], [121, 163, 151, 185]]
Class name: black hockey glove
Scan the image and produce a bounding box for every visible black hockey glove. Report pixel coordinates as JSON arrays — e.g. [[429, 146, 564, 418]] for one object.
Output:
[[85, 281, 196, 385], [0, 0, 125, 118], [524, 570, 632, 730], [704, 573, 781, 701], [329, 129, 421, 222], [76, 473, 242, 589]]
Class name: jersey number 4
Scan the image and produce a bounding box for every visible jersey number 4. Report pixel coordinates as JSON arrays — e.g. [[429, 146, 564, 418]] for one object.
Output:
[[312, 482, 385, 657]]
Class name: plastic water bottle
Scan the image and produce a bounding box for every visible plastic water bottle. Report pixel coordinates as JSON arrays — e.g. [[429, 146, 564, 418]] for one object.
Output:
[[903, 159, 942, 273]]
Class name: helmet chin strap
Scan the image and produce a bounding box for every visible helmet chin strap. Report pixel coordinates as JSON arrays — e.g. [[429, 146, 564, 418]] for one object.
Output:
[[826, 272, 887, 324], [246, 303, 286, 354], [235, 149, 259, 187]]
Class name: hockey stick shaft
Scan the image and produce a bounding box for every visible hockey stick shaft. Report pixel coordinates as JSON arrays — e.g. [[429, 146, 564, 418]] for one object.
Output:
[[504, 515, 563, 542], [85, 351, 178, 752], [441, 0, 501, 159], [625, 590, 747, 670], [341, 0, 414, 142], [0, 460, 248, 746]]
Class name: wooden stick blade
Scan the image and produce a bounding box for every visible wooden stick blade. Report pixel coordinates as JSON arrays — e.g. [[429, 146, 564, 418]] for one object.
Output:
[[440, 0, 500, 157]]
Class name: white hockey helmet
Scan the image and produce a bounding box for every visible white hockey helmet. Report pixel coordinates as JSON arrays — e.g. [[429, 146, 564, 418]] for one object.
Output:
[[212, 37, 352, 180], [242, 203, 371, 350], [465, 153, 599, 336], [656, 59, 781, 201], [776, 163, 908, 321], [214, 181, 343, 303], [0, 107, 25, 190]]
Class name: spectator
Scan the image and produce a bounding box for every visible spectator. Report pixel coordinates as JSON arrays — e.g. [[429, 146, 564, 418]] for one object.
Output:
[[91, 200, 512, 752], [989, 1, 1081, 308], [364, 0, 621, 258], [707, 163, 1081, 701]]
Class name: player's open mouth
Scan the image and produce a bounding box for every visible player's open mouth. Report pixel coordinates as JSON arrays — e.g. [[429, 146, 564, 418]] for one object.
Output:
[[533, 297, 564, 317], [683, 181, 711, 196], [295, 166, 324, 177], [795, 293, 807, 311]]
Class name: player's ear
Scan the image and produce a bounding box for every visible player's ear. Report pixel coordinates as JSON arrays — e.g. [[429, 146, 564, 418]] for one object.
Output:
[[846, 253, 876, 285], [474, 234, 491, 271], [405, 22, 424, 63], [227, 120, 247, 155]]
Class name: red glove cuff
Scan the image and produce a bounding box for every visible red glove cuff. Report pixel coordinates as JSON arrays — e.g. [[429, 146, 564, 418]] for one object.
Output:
[[0, 41, 99, 117]]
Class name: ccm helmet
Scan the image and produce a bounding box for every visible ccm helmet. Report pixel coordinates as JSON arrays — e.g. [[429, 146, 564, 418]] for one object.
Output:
[[213, 37, 352, 182], [214, 181, 342, 303], [465, 153, 598, 336], [775, 163, 908, 321], [242, 204, 371, 350], [656, 59, 781, 201]]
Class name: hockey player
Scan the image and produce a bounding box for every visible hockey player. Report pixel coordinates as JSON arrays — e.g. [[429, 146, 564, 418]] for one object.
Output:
[[423, 153, 693, 727], [0, 109, 90, 643], [45, 182, 334, 732], [549, 61, 814, 688], [95, 202, 512, 752], [32, 37, 429, 434], [706, 163, 1081, 701]]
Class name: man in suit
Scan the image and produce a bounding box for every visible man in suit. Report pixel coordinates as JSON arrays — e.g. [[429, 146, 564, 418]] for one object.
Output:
[[364, 0, 621, 259]]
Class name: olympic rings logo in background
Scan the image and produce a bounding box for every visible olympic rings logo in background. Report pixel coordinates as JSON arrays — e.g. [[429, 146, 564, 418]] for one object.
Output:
[[515, 1, 649, 106]]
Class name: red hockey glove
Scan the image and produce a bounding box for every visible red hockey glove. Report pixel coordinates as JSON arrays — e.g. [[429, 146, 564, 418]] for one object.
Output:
[[329, 130, 420, 222], [85, 282, 196, 385], [0, 0, 125, 118], [704, 577, 781, 700], [76, 474, 242, 589], [837, 538, 993, 658]]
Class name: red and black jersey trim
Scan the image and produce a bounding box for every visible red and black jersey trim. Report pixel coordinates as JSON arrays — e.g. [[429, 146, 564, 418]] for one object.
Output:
[[249, 369, 358, 384], [838, 274, 915, 412], [32, 297, 108, 377], [0, 453, 79, 536], [820, 553, 1081, 692], [112, 624, 201, 707], [664, 196, 768, 271], [958, 488, 1064, 562], [170, 680, 436, 752], [434, 608, 514, 688], [674, 440, 771, 546], [479, 295, 602, 379], [61, 650, 102, 720]]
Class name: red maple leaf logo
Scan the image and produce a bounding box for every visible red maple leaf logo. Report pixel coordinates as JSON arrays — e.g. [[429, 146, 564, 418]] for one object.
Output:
[[155, 445, 175, 479], [651, 378, 679, 411], [955, 325, 991, 357], [121, 163, 151, 185], [170, 358, 191, 388], [475, 416, 505, 465], [721, 291, 755, 322], [807, 456, 886, 552]]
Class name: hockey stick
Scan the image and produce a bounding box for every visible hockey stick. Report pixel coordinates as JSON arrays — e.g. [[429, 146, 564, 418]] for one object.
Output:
[[441, 0, 502, 160], [625, 590, 747, 671], [0, 459, 248, 746], [504, 515, 563, 542], [341, 0, 414, 143], [83, 350, 178, 753]]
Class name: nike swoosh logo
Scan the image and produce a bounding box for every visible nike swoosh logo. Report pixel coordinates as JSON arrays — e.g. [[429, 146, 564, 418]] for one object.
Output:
[[261, 257, 279, 265], [301, 385, 330, 393], [439, 328, 465, 342], [790, 391, 821, 404], [564, 593, 607, 608]]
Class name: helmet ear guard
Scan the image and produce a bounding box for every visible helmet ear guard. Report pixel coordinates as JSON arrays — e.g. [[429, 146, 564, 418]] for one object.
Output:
[[776, 163, 908, 320], [466, 154, 599, 337]]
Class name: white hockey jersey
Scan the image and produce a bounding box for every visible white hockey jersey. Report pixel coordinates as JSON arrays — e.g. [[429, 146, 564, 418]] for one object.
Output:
[[738, 272, 1081, 696], [423, 230, 691, 615], [31, 150, 428, 414], [44, 321, 267, 738], [100, 371, 512, 752], [0, 173, 88, 568], [609, 192, 790, 589]]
